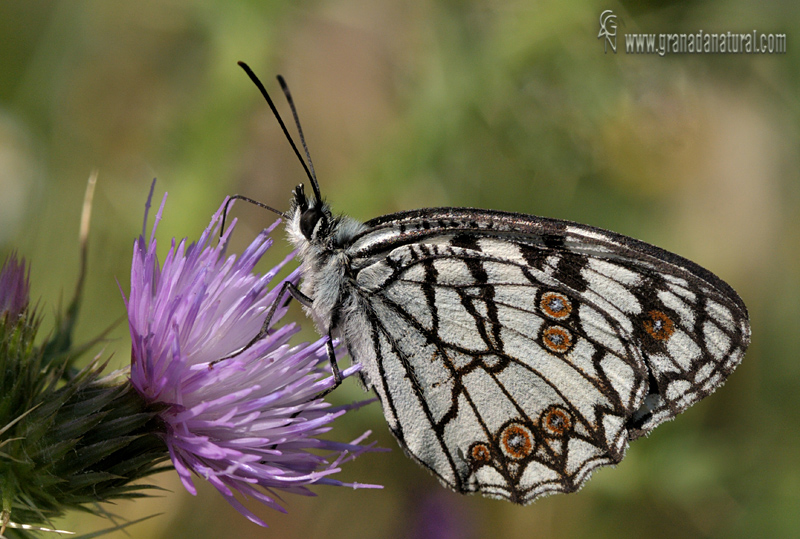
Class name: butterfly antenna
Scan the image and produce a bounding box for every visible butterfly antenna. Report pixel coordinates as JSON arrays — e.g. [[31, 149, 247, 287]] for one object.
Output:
[[237, 61, 322, 204], [220, 194, 285, 237], [276, 74, 321, 203]]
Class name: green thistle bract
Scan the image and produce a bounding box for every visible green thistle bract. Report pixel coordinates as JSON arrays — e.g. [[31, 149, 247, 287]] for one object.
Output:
[[0, 254, 170, 536]]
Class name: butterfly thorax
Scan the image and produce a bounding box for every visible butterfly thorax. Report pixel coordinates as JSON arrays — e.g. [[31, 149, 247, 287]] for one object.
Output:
[[286, 185, 367, 333]]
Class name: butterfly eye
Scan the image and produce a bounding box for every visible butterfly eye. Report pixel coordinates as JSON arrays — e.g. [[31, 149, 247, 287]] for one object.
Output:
[[300, 208, 324, 239]]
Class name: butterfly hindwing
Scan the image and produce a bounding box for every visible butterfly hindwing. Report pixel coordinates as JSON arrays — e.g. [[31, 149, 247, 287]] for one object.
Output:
[[538, 220, 750, 438], [340, 208, 749, 502]]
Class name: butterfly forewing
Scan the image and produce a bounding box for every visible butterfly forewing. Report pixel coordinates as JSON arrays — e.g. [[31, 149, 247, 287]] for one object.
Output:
[[339, 208, 749, 501]]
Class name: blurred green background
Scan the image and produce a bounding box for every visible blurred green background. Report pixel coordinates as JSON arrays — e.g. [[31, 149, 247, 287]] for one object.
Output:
[[1, 1, 797, 538]]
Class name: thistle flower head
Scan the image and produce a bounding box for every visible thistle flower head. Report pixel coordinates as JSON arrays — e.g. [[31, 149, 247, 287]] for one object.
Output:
[[0, 252, 30, 322], [125, 188, 379, 526]]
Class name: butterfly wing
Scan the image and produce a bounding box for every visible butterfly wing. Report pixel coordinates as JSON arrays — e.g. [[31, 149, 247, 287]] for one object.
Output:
[[339, 208, 749, 502]]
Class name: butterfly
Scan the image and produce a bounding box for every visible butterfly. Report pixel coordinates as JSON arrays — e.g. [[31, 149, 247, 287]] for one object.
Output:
[[234, 62, 750, 503]]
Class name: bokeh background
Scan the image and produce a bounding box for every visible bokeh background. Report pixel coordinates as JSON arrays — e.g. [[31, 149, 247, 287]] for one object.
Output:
[[1, 1, 797, 538]]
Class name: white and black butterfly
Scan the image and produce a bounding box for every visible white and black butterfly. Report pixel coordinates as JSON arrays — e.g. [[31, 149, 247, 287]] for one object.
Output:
[[234, 63, 750, 504]]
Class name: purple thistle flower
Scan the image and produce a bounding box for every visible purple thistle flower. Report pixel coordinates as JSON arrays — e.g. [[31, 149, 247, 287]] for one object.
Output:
[[0, 252, 30, 321], [124, 186, 380, 526]]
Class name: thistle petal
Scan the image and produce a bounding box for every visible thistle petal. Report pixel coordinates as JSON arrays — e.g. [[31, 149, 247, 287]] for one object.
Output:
[[0, 252, 30, 321]]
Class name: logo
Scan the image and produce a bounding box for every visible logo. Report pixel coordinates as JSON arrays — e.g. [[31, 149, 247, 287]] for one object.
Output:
[[598, 10, 618, 53]]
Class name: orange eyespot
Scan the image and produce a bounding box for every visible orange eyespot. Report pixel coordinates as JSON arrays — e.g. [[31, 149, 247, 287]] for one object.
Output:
[[542, 326, 573, 353], [643, 310, 675, 341], [540, 292, 572, 320], [470, 443, 492, 463], [500, 423, 534, 460], [541, 406, 572, 436]]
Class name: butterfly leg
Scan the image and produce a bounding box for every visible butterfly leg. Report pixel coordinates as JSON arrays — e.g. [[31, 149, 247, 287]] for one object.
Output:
[[252, 279, 312, 342], [314, 334, 342, 399], [215, 280, 344, 395], [265, 282, 344, 398], [213, 279, 310, 363], [274, 284, 343, 397], [274, 281, 342, 399]]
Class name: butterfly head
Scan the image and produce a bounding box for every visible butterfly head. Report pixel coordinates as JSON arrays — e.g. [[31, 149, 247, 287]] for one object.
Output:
[[287, 183, 332, 248], [286, 183, 366, 257], [288, 184, 333, 243]]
